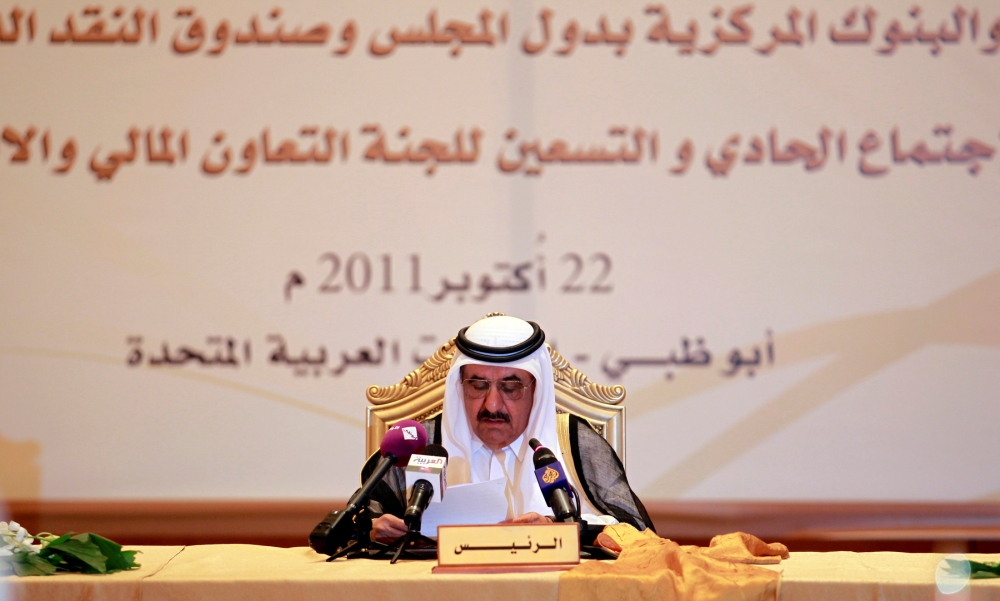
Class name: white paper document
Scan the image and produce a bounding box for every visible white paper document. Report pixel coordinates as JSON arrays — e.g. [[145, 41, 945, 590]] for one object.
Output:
[[419, 477, 508, 537]]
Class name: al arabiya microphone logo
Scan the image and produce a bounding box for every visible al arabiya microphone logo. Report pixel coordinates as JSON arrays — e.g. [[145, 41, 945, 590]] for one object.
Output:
[[402, 427, 418, 440]]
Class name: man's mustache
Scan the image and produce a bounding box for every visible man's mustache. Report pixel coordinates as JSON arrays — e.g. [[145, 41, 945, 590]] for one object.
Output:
[[476, 409, 511, 423]]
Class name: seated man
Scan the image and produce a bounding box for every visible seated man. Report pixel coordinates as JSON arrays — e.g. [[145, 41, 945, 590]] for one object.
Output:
[[369, 314, 653, 541]]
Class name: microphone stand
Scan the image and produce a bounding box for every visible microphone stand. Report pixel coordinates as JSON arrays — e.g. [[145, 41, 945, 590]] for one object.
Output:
[[324, 452, 404, 561], [326, 505, 392, 561], [383, 526, 437, 564]]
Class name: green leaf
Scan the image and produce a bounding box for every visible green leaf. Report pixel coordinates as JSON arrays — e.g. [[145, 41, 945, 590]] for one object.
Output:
[[38, 532, 72, 557], [122, 551, 142, 570], [971, 572, 1000, 579], [120, 550, 141, 569], [45, 534, 108, 574], [968, 560, 1000, 575], [88, 534, 141, 573], [11, 552, 58, 577]]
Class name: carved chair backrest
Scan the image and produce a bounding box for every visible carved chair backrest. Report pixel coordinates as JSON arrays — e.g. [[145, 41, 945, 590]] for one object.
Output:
[[366, 339, 627, 465]]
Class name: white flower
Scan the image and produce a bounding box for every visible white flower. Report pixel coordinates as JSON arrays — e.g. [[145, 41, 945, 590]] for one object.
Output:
[[0, 522, 41, 555]]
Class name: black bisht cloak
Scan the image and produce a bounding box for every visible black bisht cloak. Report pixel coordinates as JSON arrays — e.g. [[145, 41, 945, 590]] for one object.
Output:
[[361, 414, 654, 532]]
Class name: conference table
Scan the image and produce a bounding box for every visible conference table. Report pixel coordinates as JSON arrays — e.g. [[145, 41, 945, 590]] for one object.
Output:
[[4, 544, 999, 601]]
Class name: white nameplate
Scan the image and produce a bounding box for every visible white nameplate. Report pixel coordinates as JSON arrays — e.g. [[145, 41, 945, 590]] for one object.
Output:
[[436, 523, 580, 569]]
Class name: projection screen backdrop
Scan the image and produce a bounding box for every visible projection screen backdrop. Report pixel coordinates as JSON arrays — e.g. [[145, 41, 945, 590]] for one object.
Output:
[[2, 0, 999, 503]]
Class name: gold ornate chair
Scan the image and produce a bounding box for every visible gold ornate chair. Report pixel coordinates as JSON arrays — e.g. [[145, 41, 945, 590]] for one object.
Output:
[[366, 332, 628, 466]]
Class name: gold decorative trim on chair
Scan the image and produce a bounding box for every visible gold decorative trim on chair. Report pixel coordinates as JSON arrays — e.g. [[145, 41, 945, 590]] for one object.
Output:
[[365, 337, 627, 466]]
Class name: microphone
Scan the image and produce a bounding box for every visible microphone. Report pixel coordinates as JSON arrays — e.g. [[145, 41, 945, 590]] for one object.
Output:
[[309, 420, 427, 555], [344, 420, 428, 515], [528, 438, 578, 523], [402, 444, 449, 532]]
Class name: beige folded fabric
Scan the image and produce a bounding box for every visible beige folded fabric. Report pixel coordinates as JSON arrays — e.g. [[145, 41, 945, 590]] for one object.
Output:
[[594, 522, 659, 552], [700, 532, 789, 565], [561, 525, 780, 601]]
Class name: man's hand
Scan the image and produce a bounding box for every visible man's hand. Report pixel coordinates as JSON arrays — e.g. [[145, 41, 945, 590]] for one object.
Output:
[[371, 514, 408, 542], [502, 512, 553, 525]]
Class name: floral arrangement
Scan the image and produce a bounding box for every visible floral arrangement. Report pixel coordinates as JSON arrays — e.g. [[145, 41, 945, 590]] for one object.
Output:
[[0, 521, 140, 577]]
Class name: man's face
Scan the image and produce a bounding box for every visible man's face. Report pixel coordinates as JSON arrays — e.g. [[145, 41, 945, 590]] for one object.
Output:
[[460, 364, 535, 451]]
